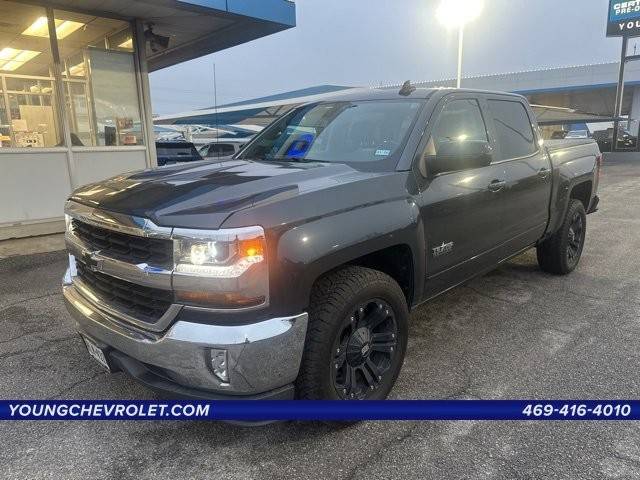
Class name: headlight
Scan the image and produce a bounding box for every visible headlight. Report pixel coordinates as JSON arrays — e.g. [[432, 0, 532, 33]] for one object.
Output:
[[64, 214, 73, 232], [172, 226, 268, 309]]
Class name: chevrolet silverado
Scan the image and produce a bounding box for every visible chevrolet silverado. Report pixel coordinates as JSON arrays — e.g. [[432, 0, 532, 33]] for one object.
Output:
[[63, 86, 601, 401]]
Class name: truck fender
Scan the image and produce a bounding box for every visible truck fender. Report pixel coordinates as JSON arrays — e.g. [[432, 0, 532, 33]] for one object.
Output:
[[545, 156, 597, 238], [271, 198, 424, 313]]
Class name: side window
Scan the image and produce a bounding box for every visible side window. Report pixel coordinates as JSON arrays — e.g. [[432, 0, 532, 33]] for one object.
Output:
[[428, 99, 488, 155], [488, 100, 536, 160], [420, 98, 489, 176]]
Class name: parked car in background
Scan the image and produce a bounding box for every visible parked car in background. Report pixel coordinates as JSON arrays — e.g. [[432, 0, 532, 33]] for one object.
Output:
[[198, 138, 252, 160], [565, 130, 589, 139], [592, 129, 612, 152], [618, 129, 638, 149], [63, 87, 601, 402], [155, 141, 203, 166], [592, 127, 637, 152]]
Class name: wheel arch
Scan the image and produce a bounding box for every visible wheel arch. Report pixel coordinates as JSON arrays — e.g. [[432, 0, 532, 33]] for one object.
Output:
[[271, 199, 424, 314], [569, 180, 593, 211], [544, 162, 596, 240]]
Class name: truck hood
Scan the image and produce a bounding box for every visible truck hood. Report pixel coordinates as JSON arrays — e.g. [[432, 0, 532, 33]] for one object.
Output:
[[70, 159, 401, 229]]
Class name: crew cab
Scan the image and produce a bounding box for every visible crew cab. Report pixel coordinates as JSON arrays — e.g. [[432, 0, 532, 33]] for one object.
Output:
[[62, 86, 601, 401]]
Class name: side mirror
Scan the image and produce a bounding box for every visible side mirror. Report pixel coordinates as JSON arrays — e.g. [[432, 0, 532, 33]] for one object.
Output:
[[423, 140, 493, 177]]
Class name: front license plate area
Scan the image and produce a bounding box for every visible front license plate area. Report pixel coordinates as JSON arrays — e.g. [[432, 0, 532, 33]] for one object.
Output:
[[81, 335, 113, 372]]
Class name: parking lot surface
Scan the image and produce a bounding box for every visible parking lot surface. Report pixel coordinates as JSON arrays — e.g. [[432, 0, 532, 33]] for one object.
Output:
[[1, 159, 640, 480]]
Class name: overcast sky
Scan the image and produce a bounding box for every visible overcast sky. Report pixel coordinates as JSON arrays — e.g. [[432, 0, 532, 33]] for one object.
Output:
[[149, 0, 629, 115]]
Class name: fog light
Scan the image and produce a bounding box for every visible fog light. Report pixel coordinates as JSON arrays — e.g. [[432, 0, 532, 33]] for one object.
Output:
[[210, 349, 229, 383]]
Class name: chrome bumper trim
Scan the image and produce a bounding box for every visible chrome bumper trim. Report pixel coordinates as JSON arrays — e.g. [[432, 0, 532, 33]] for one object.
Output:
[[63, 284, 308, 394]]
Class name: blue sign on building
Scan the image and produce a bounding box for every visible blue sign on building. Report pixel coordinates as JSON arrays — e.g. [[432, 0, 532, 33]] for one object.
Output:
[[608, 0, 640, 36]]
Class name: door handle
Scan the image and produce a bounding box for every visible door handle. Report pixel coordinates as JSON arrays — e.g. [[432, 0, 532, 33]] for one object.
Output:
[[538, 168, 551, 179], [487, 179, 506, 192]]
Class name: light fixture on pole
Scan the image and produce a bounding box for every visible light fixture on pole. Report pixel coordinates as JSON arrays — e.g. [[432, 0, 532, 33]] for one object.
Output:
[[436, 0, 484, 88]]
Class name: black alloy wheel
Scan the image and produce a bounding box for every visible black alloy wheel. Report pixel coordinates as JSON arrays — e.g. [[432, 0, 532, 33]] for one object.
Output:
[[566, 211, 585, 266], [536, 199, 587, 275], [331, 299, 398, 399], [296, 266, 409, 401]]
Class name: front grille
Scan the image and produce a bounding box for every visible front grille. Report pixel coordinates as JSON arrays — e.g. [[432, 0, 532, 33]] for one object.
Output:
[[71, 219, 173, 269], [76, 261, 173, 323]]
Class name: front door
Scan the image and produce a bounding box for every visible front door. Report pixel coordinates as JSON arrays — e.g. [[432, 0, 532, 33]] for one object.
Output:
[[416, 95, 507, 298]]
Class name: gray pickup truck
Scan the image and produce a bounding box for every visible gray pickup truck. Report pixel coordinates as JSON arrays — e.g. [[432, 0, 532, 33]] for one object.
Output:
[[62, 86, 601, 401]]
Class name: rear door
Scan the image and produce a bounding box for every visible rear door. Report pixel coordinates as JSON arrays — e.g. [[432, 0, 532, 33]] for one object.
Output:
[[416, 94, 507, 297], [485, 97, 552, 254]]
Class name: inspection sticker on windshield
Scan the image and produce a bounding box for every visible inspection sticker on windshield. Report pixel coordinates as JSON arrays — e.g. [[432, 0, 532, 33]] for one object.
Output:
[[375, 149, 391, 156]]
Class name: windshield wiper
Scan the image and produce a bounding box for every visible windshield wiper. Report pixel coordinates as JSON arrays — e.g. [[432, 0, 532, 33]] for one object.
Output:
[[243, 155, 332, 164], [304, 159, 333, 163], [272, 157, 332, 163]]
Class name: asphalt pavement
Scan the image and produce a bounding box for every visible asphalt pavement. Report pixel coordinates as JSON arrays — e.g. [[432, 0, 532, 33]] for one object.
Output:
[[1, 159, 640, 479]]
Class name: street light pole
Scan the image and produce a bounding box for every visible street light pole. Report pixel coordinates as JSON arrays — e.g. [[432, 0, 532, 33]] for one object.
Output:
[[436, 0, 483, 89], [457, 25, 464, 88]]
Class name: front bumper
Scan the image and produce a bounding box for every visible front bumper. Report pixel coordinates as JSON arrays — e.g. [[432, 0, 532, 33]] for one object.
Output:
[[63, 282, 308, 398]]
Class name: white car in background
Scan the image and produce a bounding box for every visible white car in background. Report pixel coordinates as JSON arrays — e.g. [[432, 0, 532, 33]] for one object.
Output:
[[565, 130, 590, 139]]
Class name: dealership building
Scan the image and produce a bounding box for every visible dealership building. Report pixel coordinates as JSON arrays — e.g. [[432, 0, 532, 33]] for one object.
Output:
[[0, 0, 295, 240]]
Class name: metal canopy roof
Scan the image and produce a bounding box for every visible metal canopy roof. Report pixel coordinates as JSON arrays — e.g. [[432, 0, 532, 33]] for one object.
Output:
[[206, 84, 353, 109], [40, 0, 296, 71], [154, 84, 358, 125], [381, 62, 640, 118], [156, 62, 640, 127], [155, 82, 622, 128], [530, 105, 619, 125]]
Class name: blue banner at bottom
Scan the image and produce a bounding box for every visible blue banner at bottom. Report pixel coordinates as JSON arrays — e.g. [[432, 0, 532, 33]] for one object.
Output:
[[1, 400, 638, 421]]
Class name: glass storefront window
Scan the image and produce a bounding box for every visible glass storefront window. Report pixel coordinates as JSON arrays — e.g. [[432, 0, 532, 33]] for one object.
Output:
[[0, 1, 61, 148], [0, 3, 145, 150], [55, 10, 143, 147]]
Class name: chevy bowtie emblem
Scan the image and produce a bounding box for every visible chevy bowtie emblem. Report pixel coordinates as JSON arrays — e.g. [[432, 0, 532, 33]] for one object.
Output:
[[82, 251, 103, 272], [432, 241, 454, 258]]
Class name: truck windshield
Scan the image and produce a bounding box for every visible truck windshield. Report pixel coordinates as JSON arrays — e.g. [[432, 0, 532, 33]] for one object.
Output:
[[238, 100, 422, 165]]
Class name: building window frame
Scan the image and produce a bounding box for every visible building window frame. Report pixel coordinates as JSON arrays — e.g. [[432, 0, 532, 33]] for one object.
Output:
[[0, 5, 154, 183], [52, 10, 145, 149]]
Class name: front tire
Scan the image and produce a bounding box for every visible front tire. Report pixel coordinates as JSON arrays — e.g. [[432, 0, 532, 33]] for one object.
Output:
[[296, 266, 408, 400], [536, 199, 587, 275]]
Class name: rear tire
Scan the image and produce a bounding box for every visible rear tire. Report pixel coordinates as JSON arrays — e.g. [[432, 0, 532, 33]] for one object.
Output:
[[536, 199, 587, 275], [296, 266, 408, 400]]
